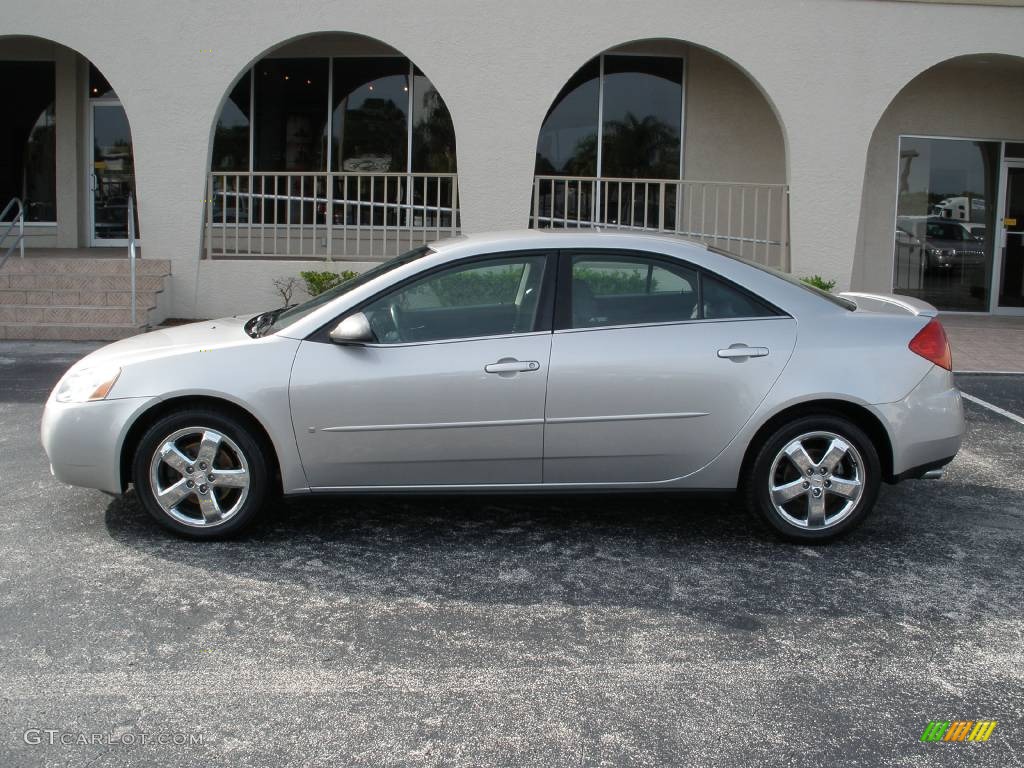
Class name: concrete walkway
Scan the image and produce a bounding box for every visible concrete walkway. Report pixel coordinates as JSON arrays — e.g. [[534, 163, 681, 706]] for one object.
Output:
[[940, 313, 1024, 373]]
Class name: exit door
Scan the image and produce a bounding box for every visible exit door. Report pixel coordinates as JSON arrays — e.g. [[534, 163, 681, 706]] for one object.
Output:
[[997, 164, 1024, 309], [89, 101, 138, 246]]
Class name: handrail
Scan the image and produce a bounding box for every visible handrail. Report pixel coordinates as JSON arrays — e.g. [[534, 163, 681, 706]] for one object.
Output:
[[0, 197, 26, 272], [530, 175, 790, 269], [205, 171, 461, 260], [127, 193, 137, 325]]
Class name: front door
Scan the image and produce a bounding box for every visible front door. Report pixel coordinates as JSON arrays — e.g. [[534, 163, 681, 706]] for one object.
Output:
[[90, 102, 138, 246], [997, 164, 1024, 309], [543, 251, 797, 485], [289, 253, 554, 489]]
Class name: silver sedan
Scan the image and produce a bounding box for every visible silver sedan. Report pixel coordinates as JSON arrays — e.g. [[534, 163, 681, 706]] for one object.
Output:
[[41, 231, 963, 541]]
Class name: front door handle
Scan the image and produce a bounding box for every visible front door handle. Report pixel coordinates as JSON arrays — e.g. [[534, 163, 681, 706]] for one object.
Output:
[[484, 359, 540, 374], [717, 345, 769, 360]]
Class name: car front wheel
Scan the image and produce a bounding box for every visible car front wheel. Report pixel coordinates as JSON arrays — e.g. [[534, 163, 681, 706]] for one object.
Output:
[[132, 409, 269, 539], [746, 414, 881, 542]]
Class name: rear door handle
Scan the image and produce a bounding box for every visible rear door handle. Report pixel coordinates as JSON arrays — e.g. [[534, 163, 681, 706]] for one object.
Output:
[[717, 346, 769, 359], [484, 359, 540, 374]]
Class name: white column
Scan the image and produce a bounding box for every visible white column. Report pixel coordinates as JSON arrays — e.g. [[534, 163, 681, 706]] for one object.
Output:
[[785, 109, 877, 292], [53, 47, 79, 247]]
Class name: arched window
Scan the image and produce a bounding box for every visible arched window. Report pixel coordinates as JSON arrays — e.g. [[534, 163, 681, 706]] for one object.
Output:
[[536, 54, 683, 181], [208, 45, 459, 259]]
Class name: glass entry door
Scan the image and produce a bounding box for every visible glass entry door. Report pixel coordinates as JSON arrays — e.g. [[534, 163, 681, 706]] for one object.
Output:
[[90, 102, 138, 246], [997, 164, 1024, 309]]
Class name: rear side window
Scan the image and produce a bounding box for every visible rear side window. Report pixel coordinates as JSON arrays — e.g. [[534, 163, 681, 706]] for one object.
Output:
[[701, 274, 776, 320], [570, 255, 699, 328], [566, 252, 777, 329]]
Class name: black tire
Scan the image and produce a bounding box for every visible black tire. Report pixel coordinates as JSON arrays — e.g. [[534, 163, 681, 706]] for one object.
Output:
[[131, 408, 270, 539], [744, 413, 881, 543]]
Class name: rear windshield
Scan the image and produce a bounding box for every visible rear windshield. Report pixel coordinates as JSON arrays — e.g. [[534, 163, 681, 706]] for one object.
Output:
[[708, 247, 856, 311]]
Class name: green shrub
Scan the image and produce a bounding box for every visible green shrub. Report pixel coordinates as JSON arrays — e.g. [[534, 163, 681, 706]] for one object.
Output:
[[800, 274, 836, 293], [575, 267, 654, 295], [300, 270, 358, 297], [431, 269, 524, 306]]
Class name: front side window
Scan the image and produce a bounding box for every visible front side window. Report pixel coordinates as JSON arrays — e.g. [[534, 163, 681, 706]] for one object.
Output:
[[362, 255, 548, 343], [568, 253, 776, 329], [264, 246, 433, 335]]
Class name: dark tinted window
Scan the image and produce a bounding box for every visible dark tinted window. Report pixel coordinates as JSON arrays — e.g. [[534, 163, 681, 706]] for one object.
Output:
[[601, 55, 683, 179], [411, 65, 457, 173], [332, 57, 408, 173], [0, 61, 55, 222], [535, 59, 600, 176], [701, 274, 775, 320], [253, 58, 329, 171], [570, 254, 698, 328], [211, 72, 250, 172]]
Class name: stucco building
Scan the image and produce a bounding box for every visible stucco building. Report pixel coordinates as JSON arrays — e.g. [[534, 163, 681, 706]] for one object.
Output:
[[1, 0, 1023, 337]]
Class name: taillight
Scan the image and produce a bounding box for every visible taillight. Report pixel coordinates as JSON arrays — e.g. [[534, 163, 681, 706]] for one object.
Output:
[[908, 318, 952, 371]]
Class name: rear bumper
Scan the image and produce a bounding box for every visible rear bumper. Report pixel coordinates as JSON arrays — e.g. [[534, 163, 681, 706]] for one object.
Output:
[[892, 455, 956, 483], [875, 365, 964, 479]]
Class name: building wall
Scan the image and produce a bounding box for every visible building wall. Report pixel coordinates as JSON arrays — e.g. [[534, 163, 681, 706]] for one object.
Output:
[[853, 56, 1024, 295], [682, 46, 785, 185], [2, 0, 1023, 318]]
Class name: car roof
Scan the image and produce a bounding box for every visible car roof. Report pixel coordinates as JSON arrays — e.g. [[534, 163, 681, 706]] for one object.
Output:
[[429, 228, 713, 256]]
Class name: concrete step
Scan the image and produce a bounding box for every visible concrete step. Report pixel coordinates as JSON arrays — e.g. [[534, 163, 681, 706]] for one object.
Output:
[[0, 256, 172, 340], [0, 304, 145, 325], [0, 288, 159, 309], [0, 322, 145, 341], [0, 257, 171, 276], [0, 273, 167, 291]]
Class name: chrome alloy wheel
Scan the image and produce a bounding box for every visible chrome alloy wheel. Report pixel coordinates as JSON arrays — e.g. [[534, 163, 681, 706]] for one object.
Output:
[[767, 431, 865, 530], [147, 427, 250, 527]]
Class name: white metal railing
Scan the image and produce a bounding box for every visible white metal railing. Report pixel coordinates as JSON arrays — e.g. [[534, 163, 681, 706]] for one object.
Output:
[[531, 176, 790, 270], [0, 197, 26, 271], [127, 193, 138, 325], [205, 172, 460, 260]]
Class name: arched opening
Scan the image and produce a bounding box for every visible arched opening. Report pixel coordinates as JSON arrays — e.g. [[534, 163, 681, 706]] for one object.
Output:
[[204, 33, 459, 261], [855, 54, 1024, 313], [530, 39, 788, 268], [0, 36, 138, 252]]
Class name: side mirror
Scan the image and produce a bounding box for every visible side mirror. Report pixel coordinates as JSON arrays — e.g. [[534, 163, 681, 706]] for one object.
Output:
[[329, 312, 374, 345]]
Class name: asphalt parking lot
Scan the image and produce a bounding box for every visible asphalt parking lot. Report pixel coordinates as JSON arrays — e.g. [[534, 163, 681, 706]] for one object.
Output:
[[1, 342, 1022, 767]]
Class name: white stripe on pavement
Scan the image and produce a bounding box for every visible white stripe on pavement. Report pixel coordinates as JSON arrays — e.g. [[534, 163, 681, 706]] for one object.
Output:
[[961, 391, 1024, 427]]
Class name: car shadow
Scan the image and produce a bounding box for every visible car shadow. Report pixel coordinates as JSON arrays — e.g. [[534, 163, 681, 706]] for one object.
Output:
[[102, 480, 1024, 625]]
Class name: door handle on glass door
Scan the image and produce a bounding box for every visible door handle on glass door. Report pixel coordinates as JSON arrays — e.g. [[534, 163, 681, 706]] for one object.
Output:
[[484, 359, 540, 374], [717, 346, 769, 359]]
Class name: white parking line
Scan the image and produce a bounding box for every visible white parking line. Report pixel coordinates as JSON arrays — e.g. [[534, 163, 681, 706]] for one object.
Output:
[[961, 391, 1024, 427]]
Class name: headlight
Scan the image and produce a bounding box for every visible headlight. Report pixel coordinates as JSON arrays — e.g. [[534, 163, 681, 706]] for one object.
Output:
[[55, 366, 122, 403]]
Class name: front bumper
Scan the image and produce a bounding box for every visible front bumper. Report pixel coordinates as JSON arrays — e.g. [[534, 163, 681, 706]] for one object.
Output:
[[875, 364, 964, 479], [41, 396, 153, 494]]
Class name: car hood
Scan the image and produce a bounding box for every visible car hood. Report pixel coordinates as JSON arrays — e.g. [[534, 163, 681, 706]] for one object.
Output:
[[73, 316, 255, 370]]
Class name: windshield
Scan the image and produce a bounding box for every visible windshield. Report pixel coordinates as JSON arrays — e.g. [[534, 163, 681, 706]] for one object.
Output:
[[262, 246, 434, 335], [707, 246, 857, 311]]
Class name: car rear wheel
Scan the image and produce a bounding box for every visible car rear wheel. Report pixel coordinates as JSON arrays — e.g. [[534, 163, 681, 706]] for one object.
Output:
[[745, 414, 881, 542], [132, 409, 269, 539]]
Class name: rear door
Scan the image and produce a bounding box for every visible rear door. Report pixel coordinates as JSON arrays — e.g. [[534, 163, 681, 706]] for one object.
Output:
[[543, 250, 797, 484]]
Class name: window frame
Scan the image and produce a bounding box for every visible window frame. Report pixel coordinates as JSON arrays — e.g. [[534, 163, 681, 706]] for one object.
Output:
[[553, 248, 785, 333], [308, 250, 558, 346]]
